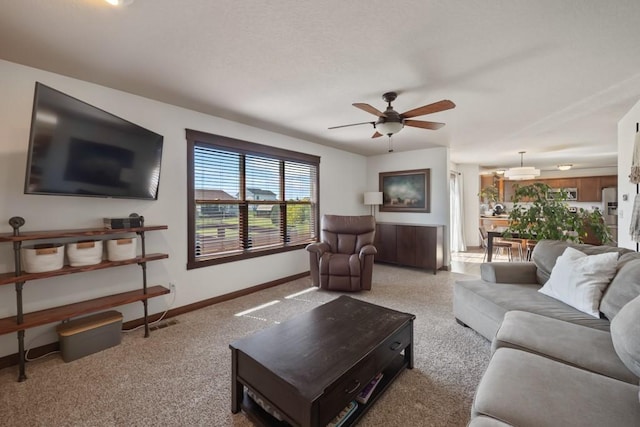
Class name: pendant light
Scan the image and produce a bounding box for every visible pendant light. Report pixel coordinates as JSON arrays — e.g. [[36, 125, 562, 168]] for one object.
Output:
[[504, 151, 540, 180]]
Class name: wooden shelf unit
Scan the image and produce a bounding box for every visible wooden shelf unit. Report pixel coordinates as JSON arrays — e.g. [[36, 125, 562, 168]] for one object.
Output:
[[0, 253, 168, 285], [0, 286, 169, 335], [0, 224, 168, 242], [1, 216, 169, 382]]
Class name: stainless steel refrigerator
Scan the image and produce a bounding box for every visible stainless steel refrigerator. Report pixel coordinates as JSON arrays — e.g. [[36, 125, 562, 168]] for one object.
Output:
[[602, 187, 618, 244]]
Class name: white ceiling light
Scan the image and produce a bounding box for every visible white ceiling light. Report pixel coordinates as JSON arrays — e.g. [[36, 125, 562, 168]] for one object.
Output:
[[105, 0, 134, 6], [504, 151, 540, 180], [375, 120, 403, 137], [557, 164, 573, 171]]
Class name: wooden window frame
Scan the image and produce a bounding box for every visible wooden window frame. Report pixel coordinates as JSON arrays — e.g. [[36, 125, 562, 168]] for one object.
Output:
[[186, 129, 320, 269]]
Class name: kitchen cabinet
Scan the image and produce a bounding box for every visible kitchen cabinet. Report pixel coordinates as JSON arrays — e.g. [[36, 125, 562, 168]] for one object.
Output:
[[502, 175, 617, 203], [546, 178, 577, 189], [577, 177, 600, 202], [502, 179, 535, 202], [374, 223, 444, 274], [600, 175, 617, 188], [480, 175, 495, 190]]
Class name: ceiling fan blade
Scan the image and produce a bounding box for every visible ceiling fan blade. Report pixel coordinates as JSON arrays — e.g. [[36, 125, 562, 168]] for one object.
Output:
[[404, 119, 446, 130], [401, 100, 456, 118], [328, 121, 375, 130], [353, 103, 387, 117], [372, 132, 383, 138]]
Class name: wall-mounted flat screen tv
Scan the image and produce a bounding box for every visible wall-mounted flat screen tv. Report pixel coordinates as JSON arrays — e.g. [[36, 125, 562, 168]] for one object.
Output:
[[24, 82, 164, 200]]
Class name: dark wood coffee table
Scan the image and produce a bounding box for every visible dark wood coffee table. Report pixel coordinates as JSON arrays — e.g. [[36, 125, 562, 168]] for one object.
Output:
[[230, 295, 415, 427]]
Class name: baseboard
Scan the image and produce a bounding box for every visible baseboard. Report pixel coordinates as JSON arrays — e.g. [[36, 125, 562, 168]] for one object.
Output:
[[122, 271, 310, 329], [0, 271, 310, 371]]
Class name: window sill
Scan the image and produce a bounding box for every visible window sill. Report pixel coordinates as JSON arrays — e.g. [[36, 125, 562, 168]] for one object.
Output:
[[187, 242, 310, 270]]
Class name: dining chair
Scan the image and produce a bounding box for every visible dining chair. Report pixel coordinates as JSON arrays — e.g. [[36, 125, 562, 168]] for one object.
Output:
[[525, 240, 538, 261], [479, 226, 515, 262]]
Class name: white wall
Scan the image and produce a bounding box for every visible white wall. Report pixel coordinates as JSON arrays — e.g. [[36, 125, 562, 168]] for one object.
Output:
[[0, 59, 368, 357], [366, 147, 451, 266], [618, 99, 640, 250]]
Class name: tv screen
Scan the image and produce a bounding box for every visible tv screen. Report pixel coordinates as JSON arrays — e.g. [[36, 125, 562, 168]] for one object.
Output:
[[24, 82, 163, 200]]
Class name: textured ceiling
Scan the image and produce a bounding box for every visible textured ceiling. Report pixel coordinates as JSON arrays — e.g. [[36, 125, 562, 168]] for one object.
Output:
[[2, 0, 640, 172]]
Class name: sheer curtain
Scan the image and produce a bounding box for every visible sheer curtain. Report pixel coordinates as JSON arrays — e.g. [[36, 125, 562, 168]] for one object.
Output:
[[450, 172, 467, 252]]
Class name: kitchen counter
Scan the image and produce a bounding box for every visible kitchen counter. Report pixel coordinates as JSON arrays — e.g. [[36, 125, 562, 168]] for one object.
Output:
[[480, 216, 510, 228]]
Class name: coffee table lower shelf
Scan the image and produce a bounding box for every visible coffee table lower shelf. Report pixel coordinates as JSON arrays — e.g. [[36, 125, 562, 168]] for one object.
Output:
[[240, 354, 408, 427]]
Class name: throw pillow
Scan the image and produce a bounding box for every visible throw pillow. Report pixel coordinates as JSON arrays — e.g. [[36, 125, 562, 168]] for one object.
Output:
[[538, 247, 618, 317]]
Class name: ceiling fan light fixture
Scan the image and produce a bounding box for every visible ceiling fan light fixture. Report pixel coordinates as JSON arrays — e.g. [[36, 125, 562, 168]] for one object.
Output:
[[375, 121, 403, 136], [557, 164, 573, 171], [504, 151, 540, 181]]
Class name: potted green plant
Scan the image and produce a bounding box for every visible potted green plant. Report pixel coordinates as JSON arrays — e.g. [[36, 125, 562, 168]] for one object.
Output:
[[505, 182, 611, 244], [575, 208, 612, 245], [479, 185, 499, 205]]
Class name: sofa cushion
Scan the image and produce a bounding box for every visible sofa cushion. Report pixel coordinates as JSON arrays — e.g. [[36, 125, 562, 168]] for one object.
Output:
[[472, 348, 640, 427], [492, 311, 638, 384], [454, 279, 611, 340], [480, 262, 538, 284], [538, 247, 618, 317], [532, 239, 630, 284], [601, 256, 640, 320], [611, 294, 640, 377]]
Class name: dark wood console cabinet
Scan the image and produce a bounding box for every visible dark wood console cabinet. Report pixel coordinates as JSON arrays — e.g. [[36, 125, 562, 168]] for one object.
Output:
[[374, 223, 444, 274]]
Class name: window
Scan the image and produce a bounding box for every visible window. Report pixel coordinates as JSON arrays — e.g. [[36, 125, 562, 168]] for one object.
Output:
[[186, 129, 320, 269]]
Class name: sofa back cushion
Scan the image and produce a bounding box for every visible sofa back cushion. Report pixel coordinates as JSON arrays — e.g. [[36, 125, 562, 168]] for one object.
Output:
[[532, 240, 631, 284], [600, 254, 640, 320], [610, 294, 640, 378]]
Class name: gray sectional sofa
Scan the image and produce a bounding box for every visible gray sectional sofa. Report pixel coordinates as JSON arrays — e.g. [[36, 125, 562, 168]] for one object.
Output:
[[454, 240, 640, 426]]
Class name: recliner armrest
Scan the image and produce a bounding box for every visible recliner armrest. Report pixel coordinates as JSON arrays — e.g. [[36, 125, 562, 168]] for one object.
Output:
[[480, 262, 538, 284], [306, 242, 330, 255], [359, 244, 377, 260]]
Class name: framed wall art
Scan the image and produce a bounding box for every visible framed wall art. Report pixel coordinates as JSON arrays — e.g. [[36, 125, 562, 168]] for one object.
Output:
[[379, 169, 430, 212]]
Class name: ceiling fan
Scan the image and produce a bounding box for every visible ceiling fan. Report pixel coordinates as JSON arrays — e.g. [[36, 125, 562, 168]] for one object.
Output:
[[329, 91, 456, 138]]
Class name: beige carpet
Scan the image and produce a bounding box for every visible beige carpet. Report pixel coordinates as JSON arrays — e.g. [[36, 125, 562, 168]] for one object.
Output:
[[0, 264, 490, 426]]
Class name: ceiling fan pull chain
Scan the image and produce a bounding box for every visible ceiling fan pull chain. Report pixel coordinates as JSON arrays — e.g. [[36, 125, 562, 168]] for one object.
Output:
[[388, 135, 394, 152]]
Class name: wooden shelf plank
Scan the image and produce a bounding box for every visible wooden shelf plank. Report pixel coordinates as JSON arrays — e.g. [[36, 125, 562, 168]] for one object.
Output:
[[0, 285, 170, 335], [0, 225, 168, 242], [0, 253, 168, 286]]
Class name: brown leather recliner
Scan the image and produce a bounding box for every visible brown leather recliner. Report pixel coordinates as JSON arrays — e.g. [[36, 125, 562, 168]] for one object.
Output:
[[306, 215, 377, 292]]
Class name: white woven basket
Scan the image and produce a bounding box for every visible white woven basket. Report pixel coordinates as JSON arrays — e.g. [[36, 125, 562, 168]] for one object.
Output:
[[66, 240, 103, 267], [22, 244, 64, 273], [106, 238, 137, 261]]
